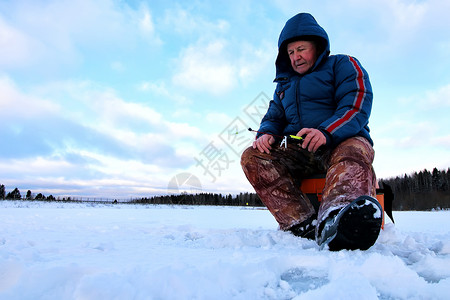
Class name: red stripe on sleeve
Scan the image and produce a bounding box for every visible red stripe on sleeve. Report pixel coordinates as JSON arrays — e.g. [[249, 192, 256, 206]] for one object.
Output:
[[326, 56, 366, 134]]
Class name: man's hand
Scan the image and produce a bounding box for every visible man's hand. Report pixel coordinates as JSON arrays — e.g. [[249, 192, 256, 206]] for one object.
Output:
[[297, 128, 326, 152], [252, 134, 275, 154]]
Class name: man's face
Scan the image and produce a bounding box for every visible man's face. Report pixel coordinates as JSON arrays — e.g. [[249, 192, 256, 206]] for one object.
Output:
[[287, 40, 318, 75]]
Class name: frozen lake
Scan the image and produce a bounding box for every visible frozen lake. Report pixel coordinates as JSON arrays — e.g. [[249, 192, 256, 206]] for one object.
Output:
[[1, 201, 449, 299]]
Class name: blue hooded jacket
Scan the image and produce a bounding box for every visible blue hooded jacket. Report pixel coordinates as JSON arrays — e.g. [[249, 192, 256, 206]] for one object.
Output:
[[258, 13, 373, 148]]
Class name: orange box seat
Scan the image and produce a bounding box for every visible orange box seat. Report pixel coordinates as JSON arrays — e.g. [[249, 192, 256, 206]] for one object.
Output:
[[301, 175, 386, 229]]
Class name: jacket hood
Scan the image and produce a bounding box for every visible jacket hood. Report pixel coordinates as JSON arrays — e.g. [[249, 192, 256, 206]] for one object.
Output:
[[275, 13, 330, 79]]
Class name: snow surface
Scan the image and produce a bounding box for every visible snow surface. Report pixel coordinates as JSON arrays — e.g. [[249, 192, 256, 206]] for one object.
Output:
[[1, 201, 450, 300]]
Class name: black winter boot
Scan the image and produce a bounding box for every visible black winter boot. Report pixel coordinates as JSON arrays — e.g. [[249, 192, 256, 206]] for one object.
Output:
[[317, 196, 382, 251], [288, 213, 317, 240]]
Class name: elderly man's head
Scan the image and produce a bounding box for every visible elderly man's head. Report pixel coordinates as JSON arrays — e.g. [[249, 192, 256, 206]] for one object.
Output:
[[287, 39, 318, 75]]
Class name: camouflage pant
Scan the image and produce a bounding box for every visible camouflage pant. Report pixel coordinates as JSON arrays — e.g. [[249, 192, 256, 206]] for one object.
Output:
[[240, 136, 376, 231]]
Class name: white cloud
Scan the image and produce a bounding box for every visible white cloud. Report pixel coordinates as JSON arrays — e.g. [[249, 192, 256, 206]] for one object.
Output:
[[2, 77, 203, 167], [396, 83, 450, 110], [205, 112, 233, 129], [49, 80, 207, 154], [0, 153, 172, 197], [378, 0, 427, 34], [172, 40, 237, 95], [423, 84, 450, 107], [139, 81, 191, 106], [162, 5, 274, 95], [0, 77, 210, 197], [371, 81, 450, 178], [110, 61, 125, 72], [170, 39, 273, 95], [432, 135, 450, 148], [237, 40, 275, 85], [0, 0, 162, 72], [139, 6, 155, 34], [0, 17, 36, 67], [92, 91, 163, 127], [133, 3, 162, 45], [161, 6, 230, 36], [0, 75, 59, 118]]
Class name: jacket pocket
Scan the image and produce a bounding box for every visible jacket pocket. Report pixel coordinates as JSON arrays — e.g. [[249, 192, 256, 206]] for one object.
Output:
[[275, 82, 291, 101]]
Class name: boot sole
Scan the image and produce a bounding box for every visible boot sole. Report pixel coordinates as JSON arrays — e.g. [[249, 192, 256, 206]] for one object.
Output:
[[319, 196, 382, 251]]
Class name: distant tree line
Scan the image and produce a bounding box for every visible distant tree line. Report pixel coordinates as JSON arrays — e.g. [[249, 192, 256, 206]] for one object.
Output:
[[381, 167, 450, 210], [0, 185, 56, 201], [131, 192, 264, 207], [0, 184, 262, 206], [1, 168, 450, 210]]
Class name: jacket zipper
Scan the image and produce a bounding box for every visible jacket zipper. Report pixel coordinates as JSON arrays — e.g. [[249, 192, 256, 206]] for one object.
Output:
[[295, 77, 303, 129]]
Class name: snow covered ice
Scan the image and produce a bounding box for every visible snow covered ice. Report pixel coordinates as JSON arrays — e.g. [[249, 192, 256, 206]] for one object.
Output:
[[1, 201, 450, 300]]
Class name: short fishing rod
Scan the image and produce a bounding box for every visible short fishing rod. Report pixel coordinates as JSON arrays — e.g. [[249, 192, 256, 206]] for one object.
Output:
[[247, 128, 304, 142], [248, 128, 304, 148]]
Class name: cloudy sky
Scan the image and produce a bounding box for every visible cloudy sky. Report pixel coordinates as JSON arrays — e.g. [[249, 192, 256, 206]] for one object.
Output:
[[1, 0, 449, 199]]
